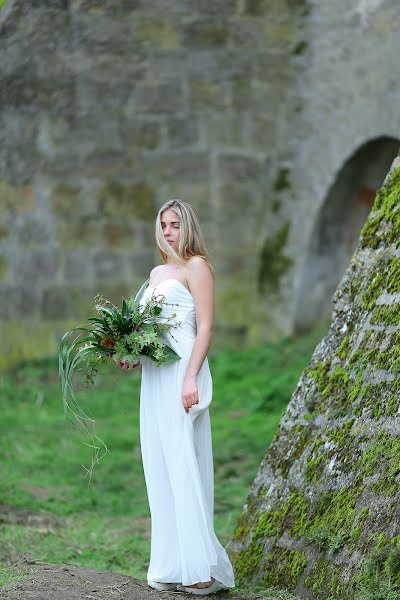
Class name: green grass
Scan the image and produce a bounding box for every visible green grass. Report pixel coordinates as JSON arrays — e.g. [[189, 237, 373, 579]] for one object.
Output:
[[0, 326, 325, 592], [0, 560, 35, 591], [0, 0, 8, 11]]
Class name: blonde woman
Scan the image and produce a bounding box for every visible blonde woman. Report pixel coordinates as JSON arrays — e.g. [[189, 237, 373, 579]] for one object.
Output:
[[117, 199, 235, 595]]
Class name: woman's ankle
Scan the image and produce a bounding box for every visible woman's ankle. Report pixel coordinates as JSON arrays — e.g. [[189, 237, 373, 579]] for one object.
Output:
[[195, 578, 215, 589]]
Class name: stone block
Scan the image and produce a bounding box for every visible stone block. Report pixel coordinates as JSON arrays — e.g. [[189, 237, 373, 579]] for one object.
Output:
[[0, 181, 20, 214], [141, 51, 183, 82], [242, 0, 269, 16], [15, 215, 49, 246], [72, 0, 140, 15], [248, 114, 275, 152], [14, 248, 61, 284], [0, 223, 11, 243], [136, 0, 236, 14], [41, 285, 69, 320], [0, 181, 35, 215], [121, 119, 162, 151], [76, 79, 137, 118], [125, 250, 156, 279], [133, 221, 155, 247], [0, 111, 39, 184], [0, 285, 19, 319], [200, 112, 245, 147], [165, 117, 198, 148], [217, 181, 265, 226], [265, 16, 298, 46], [133, 0, 196, 13], [64, 249, 90, 280], [230, 78, 286, 119], [103, 222, 136, 248], [215, 274, 254, 322], [93, 250, 124, 279], [213, 49, 254, 79], [98, 179, 155, 221], [0, 254, 8, 280], [136, 17, 180, 49], [230, 19, 272, 51], [73, 12, 140, 55], [196, 0, 238, 15], [188, 79, 230, 111], [3, 72, 75, 116], [248, 53, 292, 94], [0, 282, 41, 320], [50, 181, 98, 218], [38, 114, 124, 168], [217, 153, 266, 183], [17, 283, 43, 318], [159, 182, 212, 223], [41, 284, 98, 320], [182, 19, 231, 49], [147, 152, 210, 183], [134, 81, 185, 114], [230, 75, 254, 111], [56, 216, 101, 248]]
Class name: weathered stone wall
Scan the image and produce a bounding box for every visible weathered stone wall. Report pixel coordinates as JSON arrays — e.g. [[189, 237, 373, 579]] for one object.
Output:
[[1, 0, 399, 366], [227, 153, 400, 598]]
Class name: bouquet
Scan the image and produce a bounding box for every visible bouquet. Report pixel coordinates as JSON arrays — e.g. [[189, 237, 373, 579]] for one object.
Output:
[[58, 279, 181, 483]]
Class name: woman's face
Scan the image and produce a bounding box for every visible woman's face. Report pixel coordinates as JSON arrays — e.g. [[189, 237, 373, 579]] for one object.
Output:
[[161, 208, 180, 253]]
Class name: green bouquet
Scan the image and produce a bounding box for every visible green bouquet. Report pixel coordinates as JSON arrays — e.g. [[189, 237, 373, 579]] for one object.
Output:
[[58, 279, 181, 482]]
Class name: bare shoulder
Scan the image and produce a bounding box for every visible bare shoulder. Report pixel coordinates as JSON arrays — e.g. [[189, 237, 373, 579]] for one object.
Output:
[[150, 265, 163, 277], [186, 257, 214, 326], [186, 255, 211, 272], [186, 256, 213, 284]]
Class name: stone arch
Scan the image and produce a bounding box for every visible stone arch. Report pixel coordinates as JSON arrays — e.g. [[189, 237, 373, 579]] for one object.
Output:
[[294, 136, 400, 333]]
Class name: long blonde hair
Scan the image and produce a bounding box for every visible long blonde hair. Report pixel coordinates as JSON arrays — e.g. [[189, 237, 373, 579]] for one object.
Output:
[[155, 199, 214, 276]]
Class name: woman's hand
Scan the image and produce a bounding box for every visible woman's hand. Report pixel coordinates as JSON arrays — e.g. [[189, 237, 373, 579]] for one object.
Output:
[[182, 375, 199, 413], [115, 358, 141, 370]]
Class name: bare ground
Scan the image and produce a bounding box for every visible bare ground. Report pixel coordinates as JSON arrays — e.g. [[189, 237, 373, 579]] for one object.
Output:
[[0, 560, 246, 600]]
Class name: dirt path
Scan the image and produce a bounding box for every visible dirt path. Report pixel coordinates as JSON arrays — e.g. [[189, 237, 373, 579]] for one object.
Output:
[[0, 560, 247, 600]]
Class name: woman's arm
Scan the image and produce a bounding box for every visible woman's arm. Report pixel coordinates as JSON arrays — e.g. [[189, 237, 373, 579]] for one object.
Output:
[[181, 256, 214, 413]]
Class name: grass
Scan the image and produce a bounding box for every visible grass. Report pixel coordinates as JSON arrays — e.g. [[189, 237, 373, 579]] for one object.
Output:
[[0, 326, 326, 594], [0, 560, 34, 591]]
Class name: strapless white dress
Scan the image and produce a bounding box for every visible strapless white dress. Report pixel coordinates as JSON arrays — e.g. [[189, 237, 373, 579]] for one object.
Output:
[[138, 278, 235, 588]]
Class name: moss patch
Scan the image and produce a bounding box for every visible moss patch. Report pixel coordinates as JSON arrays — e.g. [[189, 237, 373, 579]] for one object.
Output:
[[260, 546, 308, 589], [273, 167, 291, 191], [258, 223, 293, 294], [354, 430, 400, 496], [370, 303, 400, 326], [360, 165, 400, 249]]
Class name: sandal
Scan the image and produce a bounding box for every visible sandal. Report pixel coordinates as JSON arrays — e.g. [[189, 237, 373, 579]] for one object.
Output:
[[176, 578, 225, 595], [148, 580, 181, 591]]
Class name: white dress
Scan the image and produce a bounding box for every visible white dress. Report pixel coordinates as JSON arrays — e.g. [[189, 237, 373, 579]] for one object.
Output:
[[138, 278, 235, 588]]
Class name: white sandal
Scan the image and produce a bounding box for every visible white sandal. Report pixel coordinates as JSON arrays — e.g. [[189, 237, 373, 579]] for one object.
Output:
[[147, 580, 180, 591], [176, 578, 225, 595]]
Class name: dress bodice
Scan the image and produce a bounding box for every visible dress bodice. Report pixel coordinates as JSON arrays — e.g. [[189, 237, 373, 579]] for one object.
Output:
[[139, 278, 197, 340]]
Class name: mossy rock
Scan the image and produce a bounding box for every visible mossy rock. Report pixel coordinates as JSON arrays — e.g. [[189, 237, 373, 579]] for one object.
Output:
[[227, 157, 400, 599]]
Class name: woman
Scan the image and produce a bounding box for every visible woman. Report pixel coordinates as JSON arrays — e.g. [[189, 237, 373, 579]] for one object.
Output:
[[117, 199, 235, 595]]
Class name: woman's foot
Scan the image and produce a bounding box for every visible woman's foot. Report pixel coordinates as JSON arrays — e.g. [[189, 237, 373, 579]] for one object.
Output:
[[147, 580, 180, 591], [185, 577, 215, 589]]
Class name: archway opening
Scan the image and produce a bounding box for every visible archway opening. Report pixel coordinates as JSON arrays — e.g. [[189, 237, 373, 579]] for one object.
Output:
[[294, 136, 400, 333]]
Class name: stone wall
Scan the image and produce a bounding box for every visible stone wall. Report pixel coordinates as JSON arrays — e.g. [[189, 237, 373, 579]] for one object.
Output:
[[227, 152, 400, 597], [1, 0, 399, 366]]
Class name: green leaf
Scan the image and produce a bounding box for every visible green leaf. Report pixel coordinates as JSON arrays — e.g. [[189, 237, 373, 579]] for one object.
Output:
[[87, 317, 108, 325]]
